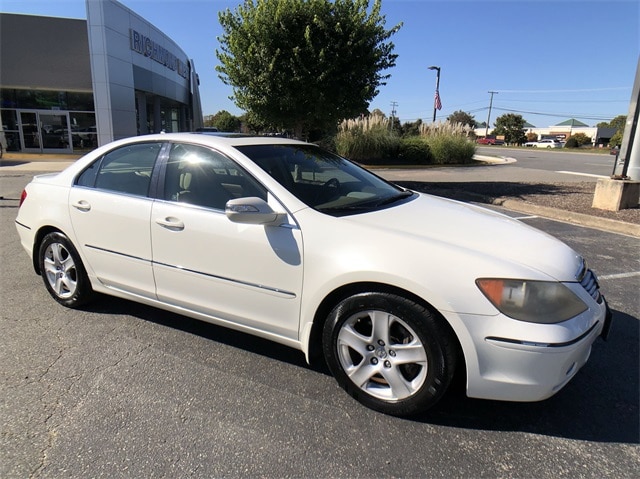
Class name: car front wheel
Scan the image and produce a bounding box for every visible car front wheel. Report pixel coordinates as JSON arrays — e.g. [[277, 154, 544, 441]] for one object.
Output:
[[38, 232, 94, 308], [323, 292, 456, 416]]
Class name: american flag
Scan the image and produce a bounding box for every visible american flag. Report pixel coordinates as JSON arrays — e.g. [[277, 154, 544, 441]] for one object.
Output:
[[434, 89, 442, 110]]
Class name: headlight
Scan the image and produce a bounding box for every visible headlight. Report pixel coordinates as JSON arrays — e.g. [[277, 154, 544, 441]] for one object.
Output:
[[476, 279, 588, 324]]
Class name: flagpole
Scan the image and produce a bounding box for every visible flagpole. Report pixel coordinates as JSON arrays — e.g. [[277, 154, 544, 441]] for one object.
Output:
[[428, 66, 441, 122]]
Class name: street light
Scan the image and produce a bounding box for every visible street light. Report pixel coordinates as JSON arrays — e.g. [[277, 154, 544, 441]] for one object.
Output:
[[428, 65, 441, 122]]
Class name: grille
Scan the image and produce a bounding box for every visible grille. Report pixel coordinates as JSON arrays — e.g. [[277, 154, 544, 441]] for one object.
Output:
[[577, 260, 602, 304]]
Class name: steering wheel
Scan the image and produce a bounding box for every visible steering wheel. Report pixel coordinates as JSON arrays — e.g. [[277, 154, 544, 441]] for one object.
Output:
[[324, 177, 340, 189]]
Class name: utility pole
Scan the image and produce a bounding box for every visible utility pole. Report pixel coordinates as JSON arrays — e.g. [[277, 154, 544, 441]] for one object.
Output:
[[617, 57, 640, 180], [485, 91, 498, 137], [390, 101, 398, 131], [593, 56, 640, 211]]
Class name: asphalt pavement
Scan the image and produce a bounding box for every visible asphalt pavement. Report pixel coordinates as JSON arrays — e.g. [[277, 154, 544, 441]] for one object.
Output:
[[1, 153, 638, 478]]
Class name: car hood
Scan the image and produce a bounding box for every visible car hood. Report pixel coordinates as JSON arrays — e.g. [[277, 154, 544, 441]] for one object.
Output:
[[344, 192, 582, 282]]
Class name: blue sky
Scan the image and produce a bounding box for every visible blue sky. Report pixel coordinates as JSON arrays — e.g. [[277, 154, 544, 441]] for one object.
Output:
[[2, 0, 638, 128]]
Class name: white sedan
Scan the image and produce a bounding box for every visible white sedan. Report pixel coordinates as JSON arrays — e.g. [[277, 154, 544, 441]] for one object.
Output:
[[524, 139, 563, 148], [15, 133, 610, 416]]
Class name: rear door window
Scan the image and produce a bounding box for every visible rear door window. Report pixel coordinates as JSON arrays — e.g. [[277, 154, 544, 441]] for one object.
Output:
[[76, 142, 163, 197]]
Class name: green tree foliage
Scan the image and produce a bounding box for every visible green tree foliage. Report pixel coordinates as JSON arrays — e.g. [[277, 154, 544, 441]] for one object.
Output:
[[447, 110, 476, 128], [609, 130, 623, 147], [401, 119, 423, 137], [565, 132, 592, 148], [525, 131, 538, 142], [493, 113, 527, 145], [216, 0, 401, 139], [597, 114, 626, 146], [210, 110, 242, 132], [597, 114, 626, 131]]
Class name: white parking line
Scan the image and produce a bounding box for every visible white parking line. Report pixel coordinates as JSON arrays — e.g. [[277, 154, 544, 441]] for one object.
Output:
[[599, 271, 640, 280], [555, 171, 608, 178], [514, 215, 539, 220]]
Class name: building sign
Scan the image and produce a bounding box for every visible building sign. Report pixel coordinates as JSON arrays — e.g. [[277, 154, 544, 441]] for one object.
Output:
[[129, 29, 188, 79]]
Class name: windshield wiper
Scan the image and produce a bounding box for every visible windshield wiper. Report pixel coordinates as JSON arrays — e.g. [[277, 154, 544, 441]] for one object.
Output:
[[371, 190, 415, 207], [318, 190, 415, 214]]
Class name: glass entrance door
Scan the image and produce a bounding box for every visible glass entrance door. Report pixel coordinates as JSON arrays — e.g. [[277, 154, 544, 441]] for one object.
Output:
[[19, 111, 72, 153]]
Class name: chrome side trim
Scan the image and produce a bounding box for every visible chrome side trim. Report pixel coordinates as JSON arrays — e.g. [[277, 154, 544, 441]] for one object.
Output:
[[152, 260, 297, 299], [486, 321, 600, 349], [85, 244, 150, 263], [86, 245, 296, 298], [15, 220, 31, 230]]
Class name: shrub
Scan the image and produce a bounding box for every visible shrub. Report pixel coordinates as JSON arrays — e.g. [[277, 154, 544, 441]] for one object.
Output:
[[419, 121, 476, 164], [426, 135, 476, 164], [568, 132, 592, 147], [564, 137, 580, 148], [398, 137, 432, 164], [335, 117, 475, 165], [335, 116, 399, 163]]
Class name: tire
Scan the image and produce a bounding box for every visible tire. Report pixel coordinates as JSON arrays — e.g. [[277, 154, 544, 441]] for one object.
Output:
[[322, 292, 456, 416], [38, 232, 94, 308]]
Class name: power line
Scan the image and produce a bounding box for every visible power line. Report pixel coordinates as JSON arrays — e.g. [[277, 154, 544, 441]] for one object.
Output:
[[492, 106, 616, 121], [495, 87, 630, 93]]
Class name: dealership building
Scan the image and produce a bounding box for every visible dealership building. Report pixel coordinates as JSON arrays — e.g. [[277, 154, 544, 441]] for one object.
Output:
[[0, 0, 203, 154]]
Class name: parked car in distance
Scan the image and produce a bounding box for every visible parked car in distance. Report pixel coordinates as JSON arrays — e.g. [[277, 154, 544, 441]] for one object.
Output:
[[476, 136, 505, 145], [15, 133, 611, 417], [524, 139, 563, 148]]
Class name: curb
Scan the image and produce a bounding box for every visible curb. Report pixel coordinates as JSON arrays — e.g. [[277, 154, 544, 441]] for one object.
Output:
[[473, 154, 517, 164], [496, 198, 640, 237]]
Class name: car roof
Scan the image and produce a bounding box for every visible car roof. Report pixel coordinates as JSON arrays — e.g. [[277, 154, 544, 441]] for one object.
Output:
[[131, 132, 308, 148]]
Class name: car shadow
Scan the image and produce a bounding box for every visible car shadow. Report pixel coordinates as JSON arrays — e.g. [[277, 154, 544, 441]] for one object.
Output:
[[86, 294, 311, 370], [394, 180, 592, 203], [0, 159, 28, 168], [84, 296, 638, 444]]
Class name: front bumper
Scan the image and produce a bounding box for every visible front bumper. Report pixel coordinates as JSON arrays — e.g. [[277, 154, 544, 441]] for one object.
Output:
[[455, 297, 611, 403]]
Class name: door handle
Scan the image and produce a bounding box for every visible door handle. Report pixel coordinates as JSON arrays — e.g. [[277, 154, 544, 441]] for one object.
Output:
[[155, 217, 185, 231], [72, 200, 91, 212]]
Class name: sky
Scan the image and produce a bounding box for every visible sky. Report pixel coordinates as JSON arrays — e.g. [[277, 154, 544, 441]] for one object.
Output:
[[2, 0, 639, 128]]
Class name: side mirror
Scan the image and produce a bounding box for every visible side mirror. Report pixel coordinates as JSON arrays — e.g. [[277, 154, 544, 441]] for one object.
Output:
[[225, 197, 286, 225]]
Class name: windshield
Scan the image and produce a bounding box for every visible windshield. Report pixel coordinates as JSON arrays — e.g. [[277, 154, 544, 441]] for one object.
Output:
[[236, 144, 414, 216]]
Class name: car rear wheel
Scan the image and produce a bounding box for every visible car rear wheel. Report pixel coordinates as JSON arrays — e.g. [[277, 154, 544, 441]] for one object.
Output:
[[323, 292, 456, 416], [38, 232, 94, 308]]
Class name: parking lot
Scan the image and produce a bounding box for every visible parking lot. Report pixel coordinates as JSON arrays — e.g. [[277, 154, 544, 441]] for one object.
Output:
[[1, 169, 638, 478]]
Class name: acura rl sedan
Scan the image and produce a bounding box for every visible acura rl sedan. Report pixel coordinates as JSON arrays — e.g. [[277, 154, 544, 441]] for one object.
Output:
[[15, 133, 611, 416]]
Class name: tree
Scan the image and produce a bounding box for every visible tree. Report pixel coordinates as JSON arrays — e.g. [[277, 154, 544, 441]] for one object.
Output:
[[565, 132, 592, 148], [597, 114, 626, 146], [210, 110, 242, 132], [597, 114, 626, 131], [493, 113, 526, 145], [447, 110, 476, 128], [401, 118, 423, 137], [216, 0, 401, 139]]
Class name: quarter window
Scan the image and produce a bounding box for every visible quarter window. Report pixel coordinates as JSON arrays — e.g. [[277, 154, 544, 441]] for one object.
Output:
[[163, 143, 267, 210]]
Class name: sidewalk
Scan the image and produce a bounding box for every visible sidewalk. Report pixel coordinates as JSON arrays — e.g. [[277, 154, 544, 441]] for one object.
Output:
[[2, 152, 639, 237], [0, 152, 79, 172]]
